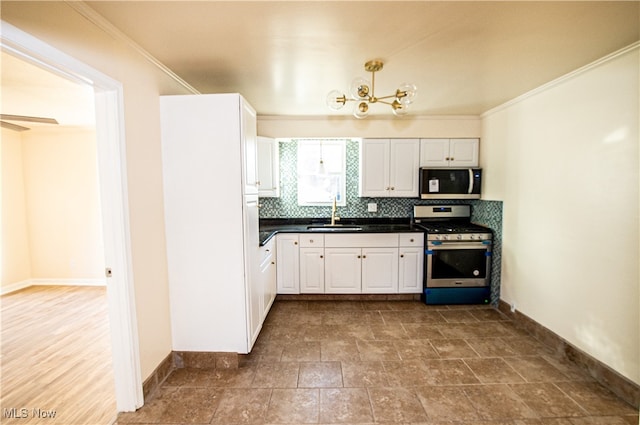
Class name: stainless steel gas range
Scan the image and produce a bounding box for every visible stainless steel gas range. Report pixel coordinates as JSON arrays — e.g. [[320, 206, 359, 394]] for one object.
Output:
[[413, 205, 493, 304]]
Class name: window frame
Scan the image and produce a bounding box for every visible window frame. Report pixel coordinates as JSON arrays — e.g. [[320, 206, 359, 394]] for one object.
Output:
[[295, 138, 347, 207]]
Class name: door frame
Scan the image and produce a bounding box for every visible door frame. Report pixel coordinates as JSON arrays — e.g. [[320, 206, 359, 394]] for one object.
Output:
[[1, 21, 143, 411]]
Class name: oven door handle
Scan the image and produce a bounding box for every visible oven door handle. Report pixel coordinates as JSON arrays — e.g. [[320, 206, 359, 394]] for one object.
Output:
[[468, 168, 474, 194], [428, 242, 492, 250]]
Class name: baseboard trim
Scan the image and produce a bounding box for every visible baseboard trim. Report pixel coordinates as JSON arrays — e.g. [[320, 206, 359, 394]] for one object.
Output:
[[0, 280, 32, 295], [173, 351, 239, 369], [31, 278, 107, 287], [1, 279, 107, 296], [498, 299, 640, 408]]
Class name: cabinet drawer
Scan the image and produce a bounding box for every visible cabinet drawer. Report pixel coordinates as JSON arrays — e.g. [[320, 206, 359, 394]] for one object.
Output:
[[260, 239, 275, 264], [325, 233, 399, 248], [399, 233, 424, 247], [299, 234, 324, 248]]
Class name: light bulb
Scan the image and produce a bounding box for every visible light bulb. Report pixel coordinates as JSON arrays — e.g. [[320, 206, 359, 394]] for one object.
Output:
[[396, 83, 417, 105], [350, 77, 371, 100], [392, 100, 409, 116], [353, 101, 369, 119], [326, 90, 347, 110]]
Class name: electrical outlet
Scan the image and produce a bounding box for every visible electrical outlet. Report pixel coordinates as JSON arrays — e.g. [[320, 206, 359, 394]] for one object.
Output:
[[510, 302, 516, 313], [367, 203, 378, 213]]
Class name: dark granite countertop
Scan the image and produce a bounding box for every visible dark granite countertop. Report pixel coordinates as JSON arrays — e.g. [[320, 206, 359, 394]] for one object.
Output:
[[259, 217, 424, 245]]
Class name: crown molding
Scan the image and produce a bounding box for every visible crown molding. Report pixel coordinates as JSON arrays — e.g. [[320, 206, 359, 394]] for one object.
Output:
[[482, 41, 640, 118], [257, 114, 481, 121], [66, 1, 200, 95]]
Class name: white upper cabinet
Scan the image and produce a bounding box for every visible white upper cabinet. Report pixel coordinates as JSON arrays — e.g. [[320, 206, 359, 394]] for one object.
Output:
[[360, 138, 420, 197], [257, 136, 280, 197], [420, 138, 479, 168]]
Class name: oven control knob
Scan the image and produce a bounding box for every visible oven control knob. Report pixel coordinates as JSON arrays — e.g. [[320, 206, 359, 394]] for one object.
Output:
[[456, 234, 463, 240], [470, 234, 475, 240], [443, 235, 449, 240]]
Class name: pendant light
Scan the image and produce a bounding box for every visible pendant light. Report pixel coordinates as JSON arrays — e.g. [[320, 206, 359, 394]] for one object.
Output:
[[326, 60, 417, 119]]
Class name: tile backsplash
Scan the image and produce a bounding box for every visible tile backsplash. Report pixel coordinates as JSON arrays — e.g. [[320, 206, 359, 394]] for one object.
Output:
[[259, 139, 503, 304]]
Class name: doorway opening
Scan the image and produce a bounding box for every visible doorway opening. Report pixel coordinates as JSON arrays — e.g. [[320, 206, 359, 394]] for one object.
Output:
[[1, 21, 143, 414]]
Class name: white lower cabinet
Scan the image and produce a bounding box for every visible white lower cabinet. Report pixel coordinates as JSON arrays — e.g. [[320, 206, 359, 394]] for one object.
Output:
[[300, 248, 325, 293], [398, 234, 424, 293], [399, 248, 423, 293], [361, 247, 399, 293], [259, 239, 277, 318], [324, 248, 362, 293], [276, 232, 423, 294], [276, 234, 299, 294]]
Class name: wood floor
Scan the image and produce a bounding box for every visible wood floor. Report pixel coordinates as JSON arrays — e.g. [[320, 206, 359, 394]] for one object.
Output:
[[1, 286, 117, 424]]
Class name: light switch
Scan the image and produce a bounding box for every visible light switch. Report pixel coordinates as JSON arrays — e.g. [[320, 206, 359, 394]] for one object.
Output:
[[367, 203, 378, 213]]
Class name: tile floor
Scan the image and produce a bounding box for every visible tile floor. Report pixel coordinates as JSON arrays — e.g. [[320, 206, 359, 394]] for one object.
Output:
[[117, 300, 639, 425]]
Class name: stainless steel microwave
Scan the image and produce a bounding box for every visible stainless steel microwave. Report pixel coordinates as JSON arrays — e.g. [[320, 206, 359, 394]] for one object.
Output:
[[419, 168, 482, 199]]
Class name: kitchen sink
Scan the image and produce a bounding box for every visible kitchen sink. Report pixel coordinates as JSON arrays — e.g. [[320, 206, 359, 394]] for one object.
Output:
[[306, 225, 363, 232]]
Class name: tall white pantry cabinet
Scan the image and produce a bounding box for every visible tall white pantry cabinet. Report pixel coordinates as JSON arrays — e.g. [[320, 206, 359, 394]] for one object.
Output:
[[160, 93, 268, 354]]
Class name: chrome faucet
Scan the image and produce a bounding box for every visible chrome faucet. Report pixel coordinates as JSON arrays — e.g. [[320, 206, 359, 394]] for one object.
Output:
[[330, 196, 340, 226]]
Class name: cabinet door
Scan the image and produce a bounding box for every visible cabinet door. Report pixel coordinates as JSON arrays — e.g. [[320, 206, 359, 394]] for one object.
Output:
[[300, 248, 325, 293], [449, 138, 479, 167], [419, 138, 450, 167], [359, 139, 390, 197], [398, 247, 424, 293], [242, 99, 259, 194], [361, 248, 399, 293], [389, 139, 420, 197], [257, 136, 280, 197], [276, 234, 300, 294], [261, 240, 277, 318], [245, 196, 262, 348], [324, 248, 362, 293]]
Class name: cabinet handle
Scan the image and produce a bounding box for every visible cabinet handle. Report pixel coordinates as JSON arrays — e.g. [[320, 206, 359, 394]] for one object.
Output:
[[362, 255, 367, 259], [357, 255, 361, 259], [320, 255, 324, 259], [271, 261, 275, 265], [266, 249, 270, 252], [450, 158, 454, 161], [309, 239, 314, 243], [391, 187, 395, 190], [400, 254, 405, 258], [445, 157, 450, 161], [410, 238, 414, 242], [255, 180, 261, 185], [294, 241, 298, 245]]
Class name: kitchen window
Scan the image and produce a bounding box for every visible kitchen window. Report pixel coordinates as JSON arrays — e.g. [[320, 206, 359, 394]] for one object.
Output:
[[296, 139, 346, 206]]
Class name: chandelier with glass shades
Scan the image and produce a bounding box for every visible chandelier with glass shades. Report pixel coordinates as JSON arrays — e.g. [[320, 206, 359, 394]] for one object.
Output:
[[326, 60, 417, 119]]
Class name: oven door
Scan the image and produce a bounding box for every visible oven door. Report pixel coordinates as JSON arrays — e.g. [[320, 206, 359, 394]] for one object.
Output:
[[426, 241, 491, 287]]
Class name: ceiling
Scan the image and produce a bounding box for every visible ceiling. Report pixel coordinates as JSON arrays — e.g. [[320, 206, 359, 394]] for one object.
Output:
[[87, 1, 639, 117], [1, 1, 639, 122], [1, 51, 96, 129]]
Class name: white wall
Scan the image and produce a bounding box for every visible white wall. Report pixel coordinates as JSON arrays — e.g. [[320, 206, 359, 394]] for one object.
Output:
[[1, 129, 32, 286], [1, 128, 104, 291], [481, 47, 639, 384], [258, 115, 481, 138], [1, 2, 192, 380], [20, 128, 104, 280]]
